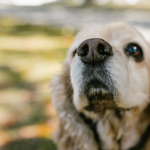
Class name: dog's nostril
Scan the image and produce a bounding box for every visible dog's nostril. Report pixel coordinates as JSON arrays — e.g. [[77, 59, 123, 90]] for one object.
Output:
[[81, 44, 89, 56], [78, 44, 89, 57], [97, 43, 113, 56], [97, 44, 106, 55]]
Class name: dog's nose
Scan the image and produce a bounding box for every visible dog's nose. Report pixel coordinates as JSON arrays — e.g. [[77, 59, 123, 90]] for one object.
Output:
[[77, 38, 113, 64]]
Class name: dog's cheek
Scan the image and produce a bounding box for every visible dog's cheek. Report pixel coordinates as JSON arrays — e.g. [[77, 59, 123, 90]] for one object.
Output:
[[108, 53, 149, 108], [107, 52, 127, 102], [70, 57, 83, 93], [124, 61, 149, 107], [70, 57, 89, 111]]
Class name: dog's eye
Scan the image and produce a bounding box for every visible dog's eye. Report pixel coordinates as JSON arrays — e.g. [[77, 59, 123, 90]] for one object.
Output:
[[72, 49, 77, 57], [124, 43, 144, 62]]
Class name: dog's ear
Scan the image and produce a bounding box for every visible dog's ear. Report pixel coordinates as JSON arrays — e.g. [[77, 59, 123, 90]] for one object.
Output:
[[51, 61, 98, 150]]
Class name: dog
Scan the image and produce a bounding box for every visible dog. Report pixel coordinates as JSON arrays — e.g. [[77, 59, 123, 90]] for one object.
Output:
[[51, 22, 150, 150]]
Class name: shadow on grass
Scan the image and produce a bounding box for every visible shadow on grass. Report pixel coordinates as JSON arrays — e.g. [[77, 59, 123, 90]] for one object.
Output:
[[0, 138, 57, 150], [0, 24, 76, 37], [0, 66, 48, 129], [1, 48, 67, 62], [0, 66, 35, 90], [3, 101, 49, 130]]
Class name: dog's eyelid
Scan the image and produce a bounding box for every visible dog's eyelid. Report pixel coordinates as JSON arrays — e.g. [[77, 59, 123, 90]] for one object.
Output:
[[124, 42, 139, 48]]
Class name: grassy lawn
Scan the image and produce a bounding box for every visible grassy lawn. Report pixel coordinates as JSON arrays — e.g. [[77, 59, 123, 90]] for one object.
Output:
[[0, 18, 75, 149]]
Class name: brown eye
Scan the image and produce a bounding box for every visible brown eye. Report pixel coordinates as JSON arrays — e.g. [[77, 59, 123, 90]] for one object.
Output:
[[72, 49, 77, 57], [124, 43, 144, 62]]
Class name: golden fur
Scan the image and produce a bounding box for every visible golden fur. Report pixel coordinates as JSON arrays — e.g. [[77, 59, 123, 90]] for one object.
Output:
[[51, 22, 150, 150]]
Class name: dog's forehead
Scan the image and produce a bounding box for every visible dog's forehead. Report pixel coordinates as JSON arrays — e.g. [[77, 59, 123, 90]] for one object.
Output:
[[103, 23, 138, 43], [77, 22, 140, 44]]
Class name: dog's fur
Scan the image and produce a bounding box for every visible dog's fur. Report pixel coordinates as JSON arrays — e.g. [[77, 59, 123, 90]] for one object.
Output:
[[51, 22, 150, 150]]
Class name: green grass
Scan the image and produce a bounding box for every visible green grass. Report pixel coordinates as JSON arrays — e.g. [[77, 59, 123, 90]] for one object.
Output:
[[0, 138, 57, 150]]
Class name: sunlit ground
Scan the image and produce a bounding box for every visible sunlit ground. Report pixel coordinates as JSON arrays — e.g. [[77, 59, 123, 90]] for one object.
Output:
[[0, 18, 74, 149]]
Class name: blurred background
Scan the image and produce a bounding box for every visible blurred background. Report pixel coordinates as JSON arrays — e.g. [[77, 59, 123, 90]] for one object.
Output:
[[0, 0, 150, 149]]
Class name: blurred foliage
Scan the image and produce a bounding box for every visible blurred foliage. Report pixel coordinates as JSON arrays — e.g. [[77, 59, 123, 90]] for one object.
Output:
[[0, 24, 62, 36], [0, 18, 74, 149], [0, 138, 57, 150], [0, 18, 77, 36]]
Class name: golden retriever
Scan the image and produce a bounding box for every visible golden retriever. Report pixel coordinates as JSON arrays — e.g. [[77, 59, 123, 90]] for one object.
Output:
[[52, 22, 150, 150]]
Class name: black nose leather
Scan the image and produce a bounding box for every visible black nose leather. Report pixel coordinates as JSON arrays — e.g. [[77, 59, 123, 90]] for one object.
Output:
[[77, 38, 113, 64]]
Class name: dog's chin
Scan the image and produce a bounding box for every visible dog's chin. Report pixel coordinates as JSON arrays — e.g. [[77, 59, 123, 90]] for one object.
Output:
[[85, 92, 115, 113], [82, 82, 117, 113]]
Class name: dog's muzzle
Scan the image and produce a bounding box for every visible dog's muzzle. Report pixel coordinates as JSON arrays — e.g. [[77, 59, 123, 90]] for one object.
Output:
[[76, 38, 116, 111]]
